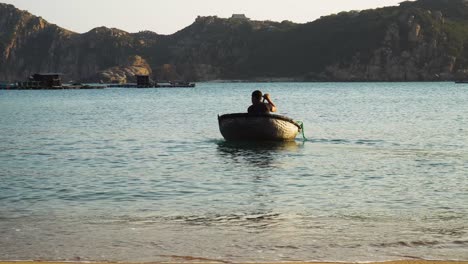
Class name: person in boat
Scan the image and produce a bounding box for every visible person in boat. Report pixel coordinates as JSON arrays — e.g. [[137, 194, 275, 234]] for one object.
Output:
[[248, 90, 277, 114]]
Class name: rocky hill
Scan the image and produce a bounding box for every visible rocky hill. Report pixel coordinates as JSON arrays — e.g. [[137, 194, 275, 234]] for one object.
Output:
[[2, 0, 468, 82]]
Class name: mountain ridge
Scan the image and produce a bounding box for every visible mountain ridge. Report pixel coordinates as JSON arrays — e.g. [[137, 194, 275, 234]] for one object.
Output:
[[2, 0, 468, 82]]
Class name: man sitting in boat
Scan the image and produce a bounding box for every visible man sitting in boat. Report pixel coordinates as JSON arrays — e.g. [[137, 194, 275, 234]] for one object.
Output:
[[248, 90, 277, 114]]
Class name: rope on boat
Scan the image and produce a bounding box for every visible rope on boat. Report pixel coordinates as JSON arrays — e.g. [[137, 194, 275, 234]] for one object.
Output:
[[296, 121, 307, 141]]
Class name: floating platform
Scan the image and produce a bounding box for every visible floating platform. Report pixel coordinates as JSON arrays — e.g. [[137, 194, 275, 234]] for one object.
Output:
[[155, 83, 195, 88], [1, 84, 107, 90], [134, 82, 196, 88], [1, 81, 195, 90], [108, 83, 196, 88]]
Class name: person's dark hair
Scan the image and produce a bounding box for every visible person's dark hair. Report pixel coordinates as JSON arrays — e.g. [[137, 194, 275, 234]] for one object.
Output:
[[252, 90, 263, 101]]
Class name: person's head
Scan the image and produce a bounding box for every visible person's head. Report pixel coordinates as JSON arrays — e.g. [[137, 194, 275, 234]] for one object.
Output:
[[251, 90, 263, 104]]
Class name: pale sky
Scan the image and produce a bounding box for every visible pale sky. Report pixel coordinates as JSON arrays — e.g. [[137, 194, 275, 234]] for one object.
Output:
[[2, 0, 410, 35]]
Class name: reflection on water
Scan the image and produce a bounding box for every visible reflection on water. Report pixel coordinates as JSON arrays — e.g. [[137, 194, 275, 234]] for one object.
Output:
[[216, 140, 303, 168]]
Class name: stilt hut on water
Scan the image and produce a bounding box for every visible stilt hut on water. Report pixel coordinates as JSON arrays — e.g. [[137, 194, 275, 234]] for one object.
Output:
[[16, 73, 63, 89], [32, 73, 63, 88], [136, 75, 153, 87]]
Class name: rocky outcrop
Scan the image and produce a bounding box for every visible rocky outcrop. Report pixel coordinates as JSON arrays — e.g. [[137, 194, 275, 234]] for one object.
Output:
[[94, 55, 152, 83]]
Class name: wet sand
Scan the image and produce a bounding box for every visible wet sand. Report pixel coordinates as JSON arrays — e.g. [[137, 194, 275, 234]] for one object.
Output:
[[1, 261, 468, 264]]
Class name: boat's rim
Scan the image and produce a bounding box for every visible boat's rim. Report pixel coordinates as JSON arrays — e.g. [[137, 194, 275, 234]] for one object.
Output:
[[218, 113, 301, 130]]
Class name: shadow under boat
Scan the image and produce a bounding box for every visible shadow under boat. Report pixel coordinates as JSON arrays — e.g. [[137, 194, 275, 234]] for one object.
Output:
[[216, 140, 303, 168], [217, 140, 302, 151]]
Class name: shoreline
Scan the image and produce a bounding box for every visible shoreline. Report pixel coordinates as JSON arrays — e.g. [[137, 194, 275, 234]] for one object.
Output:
[[1, 261, 468, 264]]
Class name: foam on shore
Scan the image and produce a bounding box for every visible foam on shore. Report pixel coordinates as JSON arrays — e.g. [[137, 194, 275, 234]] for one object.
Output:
[[1, 261, 468, 264]]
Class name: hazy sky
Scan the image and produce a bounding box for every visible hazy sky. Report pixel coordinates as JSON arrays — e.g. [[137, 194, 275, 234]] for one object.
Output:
[[3, 0, 410, 34]]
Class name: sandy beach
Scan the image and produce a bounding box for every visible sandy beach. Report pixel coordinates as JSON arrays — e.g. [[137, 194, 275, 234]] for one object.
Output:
[[1, 261, 468, 264]]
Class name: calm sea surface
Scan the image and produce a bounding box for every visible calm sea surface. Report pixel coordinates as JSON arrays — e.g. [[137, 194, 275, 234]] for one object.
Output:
[[0, 82, 467, 262]]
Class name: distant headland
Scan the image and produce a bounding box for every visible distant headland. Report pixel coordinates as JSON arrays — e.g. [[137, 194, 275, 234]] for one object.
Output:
[[2, 0, 468, 83]]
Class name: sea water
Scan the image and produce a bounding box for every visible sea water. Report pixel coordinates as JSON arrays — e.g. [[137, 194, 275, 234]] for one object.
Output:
[[0, 82, 467, 262]]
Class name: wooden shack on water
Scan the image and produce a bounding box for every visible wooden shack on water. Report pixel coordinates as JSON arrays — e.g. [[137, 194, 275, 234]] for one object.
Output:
[[17, 73, 63, 89], [136, 74, 152, 87], [33, 73, 62, 87]]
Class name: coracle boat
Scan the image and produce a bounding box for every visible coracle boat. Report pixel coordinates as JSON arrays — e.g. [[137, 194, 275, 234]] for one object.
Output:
[[218, 113, 302, 141]]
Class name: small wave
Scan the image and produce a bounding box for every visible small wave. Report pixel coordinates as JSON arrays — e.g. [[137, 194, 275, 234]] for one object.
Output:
[[157, 254, 231, 263], [169, 212, 281, 225], [355, 139, 386, 145], [312, 138, 350, 144], [372, 240, 441, 248], [418, 226, 466, 236], [453, 240, 468, 245], [310, 138, 386, 146], [204, 138, 226, 144], [91, 212, 284, 227]]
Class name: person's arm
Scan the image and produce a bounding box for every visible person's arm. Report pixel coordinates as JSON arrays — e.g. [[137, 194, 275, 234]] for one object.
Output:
[[263, 93, 277, 112]]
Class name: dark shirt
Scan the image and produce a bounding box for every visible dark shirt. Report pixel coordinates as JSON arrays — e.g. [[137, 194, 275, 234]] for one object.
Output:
[[248, 103, 272, 114]]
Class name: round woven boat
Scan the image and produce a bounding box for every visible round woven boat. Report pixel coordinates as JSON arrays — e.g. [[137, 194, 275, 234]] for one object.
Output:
[[218, 113, 301, 141]]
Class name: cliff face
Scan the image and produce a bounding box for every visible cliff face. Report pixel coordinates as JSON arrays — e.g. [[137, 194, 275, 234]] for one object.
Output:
[[2, 0, 468, 82], [313, 0, 468, 81], [0, 3, 152, 82], [0, 3, 75, 80]]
